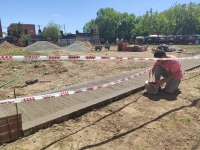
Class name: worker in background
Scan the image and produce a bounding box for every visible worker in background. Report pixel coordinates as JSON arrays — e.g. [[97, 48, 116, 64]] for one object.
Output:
[[151, 50, 183, 93], [116, 38, 119, 45], [25, 39, 29, 47]]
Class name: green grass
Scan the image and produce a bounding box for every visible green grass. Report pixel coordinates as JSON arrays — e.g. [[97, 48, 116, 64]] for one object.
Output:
[[179, 116, 191, 124], [160, 123, 167, 128]]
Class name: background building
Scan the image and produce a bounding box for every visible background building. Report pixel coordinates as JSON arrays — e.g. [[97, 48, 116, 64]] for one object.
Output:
[[7, 23, 36, 36]]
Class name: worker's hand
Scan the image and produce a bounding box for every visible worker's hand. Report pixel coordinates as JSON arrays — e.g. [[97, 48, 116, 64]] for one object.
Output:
[[158, 79, 166, 87], [149, 69, 153, 77]]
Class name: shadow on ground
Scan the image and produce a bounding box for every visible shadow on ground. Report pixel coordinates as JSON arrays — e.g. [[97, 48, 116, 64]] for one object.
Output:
[[143, 89, 182, 101]]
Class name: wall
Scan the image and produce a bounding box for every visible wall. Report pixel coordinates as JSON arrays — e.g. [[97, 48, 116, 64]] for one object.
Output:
[[0, 114, 22, 143], [8, 24, 36, 36], [58, 37, 92, 45]]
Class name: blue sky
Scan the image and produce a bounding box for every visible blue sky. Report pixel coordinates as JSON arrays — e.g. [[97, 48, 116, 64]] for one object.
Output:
[[0, 0, 198, 34]]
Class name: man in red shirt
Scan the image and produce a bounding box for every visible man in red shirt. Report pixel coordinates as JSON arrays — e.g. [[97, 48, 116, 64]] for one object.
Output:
[[151, 50, 183, 93]]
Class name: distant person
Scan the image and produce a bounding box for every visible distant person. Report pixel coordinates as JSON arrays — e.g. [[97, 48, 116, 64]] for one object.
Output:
[[116, 38, 119, 45], [151, 50, 183, 93], [25, 39, 29, 47], [195, 40, 199, 45]]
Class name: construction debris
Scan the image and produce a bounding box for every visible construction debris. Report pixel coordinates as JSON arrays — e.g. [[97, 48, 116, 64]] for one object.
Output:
[[65, 44, 89, 51], [73, 41, 93, 50], [126, 45, 148, 52], [24, 41, 62, 51], [26, 78, 38, 85]]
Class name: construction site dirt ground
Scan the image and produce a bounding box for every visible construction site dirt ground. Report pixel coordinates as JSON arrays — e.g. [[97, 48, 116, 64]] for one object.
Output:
[[0, 45, 200, 150]]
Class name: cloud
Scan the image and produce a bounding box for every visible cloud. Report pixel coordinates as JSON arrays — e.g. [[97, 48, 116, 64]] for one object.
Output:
[[52, 14, 60, 17]]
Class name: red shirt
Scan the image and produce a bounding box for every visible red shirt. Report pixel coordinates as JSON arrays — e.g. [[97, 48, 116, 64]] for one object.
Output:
[[152, 55, 183, 80]]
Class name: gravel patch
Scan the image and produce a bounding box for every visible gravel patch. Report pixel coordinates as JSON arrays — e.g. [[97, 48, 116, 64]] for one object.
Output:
[[24, 41, 62, 51], [65, 44, 89, 51]]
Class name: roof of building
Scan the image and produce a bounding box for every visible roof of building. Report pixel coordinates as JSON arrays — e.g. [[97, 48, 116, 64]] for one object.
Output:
[[8, 23, 35, 26]]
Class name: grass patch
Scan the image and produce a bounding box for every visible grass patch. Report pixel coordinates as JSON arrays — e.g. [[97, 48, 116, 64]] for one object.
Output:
[[169, 113, 191, 124], [179, 116, 191, 124], [160, 123, 167, 128]]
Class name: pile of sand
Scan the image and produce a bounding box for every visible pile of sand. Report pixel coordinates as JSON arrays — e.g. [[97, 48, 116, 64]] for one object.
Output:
[[65, 44, 89, 51], [0, 41, 18, 49], [24, 41, 62, 51], [73, 41, 93, 50]]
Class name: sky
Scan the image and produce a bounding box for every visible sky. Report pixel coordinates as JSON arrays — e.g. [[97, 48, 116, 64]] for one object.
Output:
[[0, 0, 199, 34]]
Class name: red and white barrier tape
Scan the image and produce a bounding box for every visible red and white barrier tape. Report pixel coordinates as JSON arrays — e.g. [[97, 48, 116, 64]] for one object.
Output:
[[0, 69, 151, 105], [0, 55, 200, 61], [1, 68, 199, 105]]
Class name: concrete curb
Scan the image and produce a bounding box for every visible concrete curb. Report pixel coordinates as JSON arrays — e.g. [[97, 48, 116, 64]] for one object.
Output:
[[23, 86, 144, 136]]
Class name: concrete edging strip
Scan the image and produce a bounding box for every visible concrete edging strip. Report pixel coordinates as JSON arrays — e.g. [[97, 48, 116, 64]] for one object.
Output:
[[23, 86, 144, 136]]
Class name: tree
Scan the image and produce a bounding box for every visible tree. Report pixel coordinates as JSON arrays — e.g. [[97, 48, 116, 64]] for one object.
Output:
[[21, 34, 31, 46], [83, 2, 200, 42], [83, 19, 95, 33], [43, 21, 62, 41]]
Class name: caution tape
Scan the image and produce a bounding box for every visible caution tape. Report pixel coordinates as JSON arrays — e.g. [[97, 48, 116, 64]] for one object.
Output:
[[1, 67, 200, 105], [0, 55, 200, 61], [0, 68, 151, 105]]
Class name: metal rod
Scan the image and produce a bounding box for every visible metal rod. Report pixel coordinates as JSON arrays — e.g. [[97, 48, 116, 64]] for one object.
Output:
[[15, 103, 20, 138], [14, 88, 20, 138], [13, 88, 16, 99]]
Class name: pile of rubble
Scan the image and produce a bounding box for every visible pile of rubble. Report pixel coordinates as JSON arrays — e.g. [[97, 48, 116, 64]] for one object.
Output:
[[0, 41, 18, 50], [151, 44, 180, 53], [151, 44, 188, 53], [65, 44, 89, 51], [24, 41, 62, 51], [129, 45, 147, 52], [73, 41, 93, 50]]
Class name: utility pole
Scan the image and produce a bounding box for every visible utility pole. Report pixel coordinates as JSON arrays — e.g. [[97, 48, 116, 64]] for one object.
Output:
[[38, 25, 42, 40], [64, 24, 66, 34]]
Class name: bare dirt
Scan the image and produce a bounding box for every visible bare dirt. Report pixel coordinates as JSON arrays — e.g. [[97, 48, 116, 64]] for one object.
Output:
[[0, 45, 200, 150], [0, 42, 18, 50]]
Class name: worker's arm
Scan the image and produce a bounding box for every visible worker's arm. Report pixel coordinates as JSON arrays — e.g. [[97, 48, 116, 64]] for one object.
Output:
[[148, 69, 153, 82], [159, 71, 177, 86]]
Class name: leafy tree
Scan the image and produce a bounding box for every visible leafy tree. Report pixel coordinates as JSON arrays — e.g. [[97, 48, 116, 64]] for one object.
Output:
[[21, 34, 31, 46], [83, 2, 200, 42], [43, 21, 61, 41], [83, 19, 95, 33]]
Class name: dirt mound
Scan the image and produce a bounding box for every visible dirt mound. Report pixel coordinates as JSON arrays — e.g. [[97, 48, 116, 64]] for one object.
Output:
[[65, 44, 89, 51], [24, 41, 62, 51], [73, 41, 93, 50], [0, 41, 18, 49]]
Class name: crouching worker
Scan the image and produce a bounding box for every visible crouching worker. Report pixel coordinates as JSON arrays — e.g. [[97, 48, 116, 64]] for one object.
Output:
[[151, 50, 183, 93]]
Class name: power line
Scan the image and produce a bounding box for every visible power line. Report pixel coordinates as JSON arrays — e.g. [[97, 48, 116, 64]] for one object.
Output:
[[137, 0, 161, 15]]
